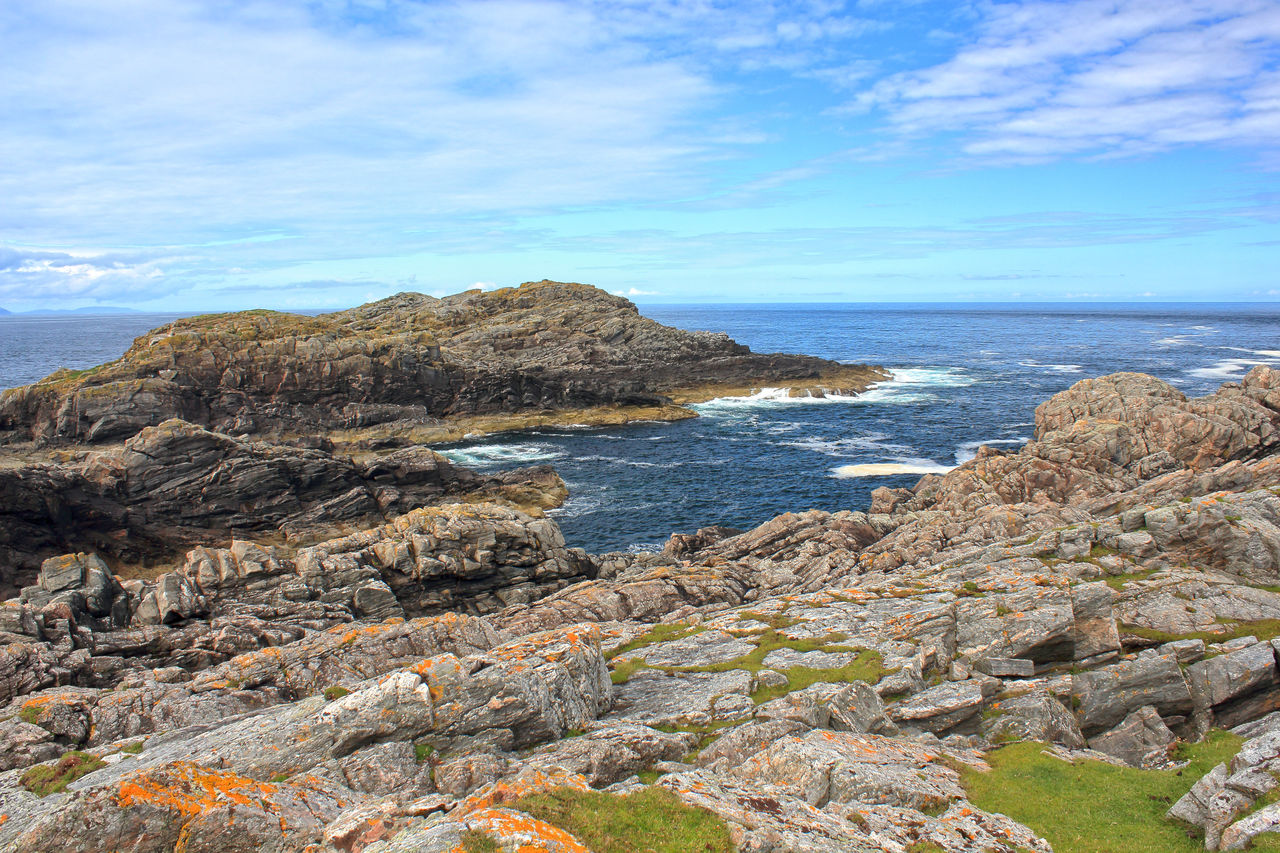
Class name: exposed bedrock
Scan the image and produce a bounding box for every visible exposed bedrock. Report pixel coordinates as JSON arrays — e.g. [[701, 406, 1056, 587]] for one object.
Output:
[[0, 280, 886, 447], [1, 369, 1280, 851], [0, 418, 565, 596]]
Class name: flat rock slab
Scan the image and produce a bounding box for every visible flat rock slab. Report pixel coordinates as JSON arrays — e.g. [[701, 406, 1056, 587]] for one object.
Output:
[[761, 648, 858, 671], [631, 630, 755, 668], [607, 669, 755, 727]]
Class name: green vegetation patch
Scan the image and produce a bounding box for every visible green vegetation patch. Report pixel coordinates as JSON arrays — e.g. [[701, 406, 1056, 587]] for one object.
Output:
[[610, 625, 896, 709], [459, 830, 501, 853], [514, 785, 734, 853], [1120, 619, 1280, 645], [21, 750, 107, 796], [323, 685, 352, 701], [607, 622, 707, 661], [750, 652, 893, 705], [959, 732, 1280, 853], [653, 717, 750, 758], [1103, 568, 1161, 591]]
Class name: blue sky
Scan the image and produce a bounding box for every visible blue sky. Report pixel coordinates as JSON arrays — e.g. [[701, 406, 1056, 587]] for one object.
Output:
[[1, 0, 1278, 311]]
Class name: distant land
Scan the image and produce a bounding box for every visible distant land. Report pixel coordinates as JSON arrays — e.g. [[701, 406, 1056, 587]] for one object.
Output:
[[0, 306, 140, 316]]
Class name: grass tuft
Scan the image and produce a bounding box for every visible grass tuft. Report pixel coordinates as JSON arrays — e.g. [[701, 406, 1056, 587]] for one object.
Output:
[[607, 623, 706, 661], [20, 750, 106, 796], [1119, 619, 1280, 645], [460, 829, 501, 852], [514, 785, 734, 853], [959, 732, 1280, 853]]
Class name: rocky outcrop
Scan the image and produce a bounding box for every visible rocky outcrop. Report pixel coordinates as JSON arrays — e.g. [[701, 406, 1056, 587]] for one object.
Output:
[[0, 503, 597, 705], [0, 281, 885, 447], [3, 368, 1280, 851], [0, 418, 565, 595]]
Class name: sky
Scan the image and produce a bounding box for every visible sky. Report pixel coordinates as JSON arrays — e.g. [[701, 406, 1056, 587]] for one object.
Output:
[[1, 0, 1279, 311]]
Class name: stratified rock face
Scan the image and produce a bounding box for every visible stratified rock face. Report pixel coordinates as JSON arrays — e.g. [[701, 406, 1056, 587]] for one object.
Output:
[[0, 419, 565, 595], [0, 280, 883, 445], [0, 502, 598, 709]]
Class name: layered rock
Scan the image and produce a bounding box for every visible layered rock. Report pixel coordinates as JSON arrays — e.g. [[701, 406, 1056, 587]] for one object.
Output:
[[0, 418, 564, 595], [0, 281, 885, 447]]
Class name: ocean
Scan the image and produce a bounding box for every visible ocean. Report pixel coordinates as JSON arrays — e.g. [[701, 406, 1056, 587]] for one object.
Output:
[[3, 304, 1278, 554]]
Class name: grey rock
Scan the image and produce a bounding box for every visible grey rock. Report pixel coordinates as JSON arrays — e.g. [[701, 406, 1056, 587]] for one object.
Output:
[[982, 694, 1086, 749], [1073, 654, 1193, 735], [1087, 705, 1176, 767]]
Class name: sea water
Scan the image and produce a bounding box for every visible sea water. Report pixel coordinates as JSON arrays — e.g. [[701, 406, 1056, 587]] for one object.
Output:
[[3, 304, 1278, 553]]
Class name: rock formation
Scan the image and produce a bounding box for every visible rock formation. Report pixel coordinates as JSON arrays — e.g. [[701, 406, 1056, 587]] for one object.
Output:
[[0, 366, 1279, 850], [0, 418, 566, 596], [0, 281, 885, 448]]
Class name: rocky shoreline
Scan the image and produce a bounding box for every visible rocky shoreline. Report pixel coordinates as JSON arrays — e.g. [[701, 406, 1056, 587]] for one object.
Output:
[[0, 281, 885, 450], [1, 289, 1279, 851]]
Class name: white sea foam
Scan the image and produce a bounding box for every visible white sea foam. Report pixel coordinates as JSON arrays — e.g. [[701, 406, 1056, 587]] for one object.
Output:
[[1188, 355, 1280, 381], [693, 367, 974, 413], [439, 443, 568, 467], [1018, 360, 1083, 374], [783, 434, 911, 457], [830, 459, 956, 479], [578, 454, 665, 468], [691, 386, 863, 414], [623, 541, 667, 554], [851, 366, 977, 405], [954, 437, 1029, 465]]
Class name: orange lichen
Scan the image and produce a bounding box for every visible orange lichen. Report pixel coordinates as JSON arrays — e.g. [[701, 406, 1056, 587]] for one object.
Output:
[[457, 770, 591, 815], [466, 808, 591, 853], [116, 762, 279, 819]]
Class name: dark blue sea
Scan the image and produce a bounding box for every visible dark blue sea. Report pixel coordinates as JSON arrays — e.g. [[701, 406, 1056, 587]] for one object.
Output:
[[3, 304, 1279, 553]]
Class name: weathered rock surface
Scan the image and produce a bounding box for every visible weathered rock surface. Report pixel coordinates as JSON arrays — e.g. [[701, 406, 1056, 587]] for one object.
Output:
[[0, 418, 565, 594], [0, 281, 884, 448], [3, 367, 1280, 851]]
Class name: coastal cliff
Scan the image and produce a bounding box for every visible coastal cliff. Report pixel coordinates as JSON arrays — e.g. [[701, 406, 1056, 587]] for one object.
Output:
[[0, 281, 886, 448], [1, 366, 1280, 851]]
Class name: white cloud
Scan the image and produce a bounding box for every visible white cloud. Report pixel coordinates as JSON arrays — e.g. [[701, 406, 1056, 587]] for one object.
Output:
[[0, 245, 173, 304], [611, 287, 662, 296], [856, 0, 1280, 161]]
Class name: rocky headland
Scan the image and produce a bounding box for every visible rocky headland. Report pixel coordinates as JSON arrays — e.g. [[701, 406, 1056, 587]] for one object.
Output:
[[0, 282, 880, 596], [1, 290, 1279, 851], [0, 280, 885, 449]]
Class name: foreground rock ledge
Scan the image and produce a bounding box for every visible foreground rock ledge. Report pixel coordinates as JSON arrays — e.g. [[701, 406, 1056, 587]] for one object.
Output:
[[1, 368, 1279, 851]]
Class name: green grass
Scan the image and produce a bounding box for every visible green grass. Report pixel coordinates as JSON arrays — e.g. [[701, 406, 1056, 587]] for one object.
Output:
[[734, 610, 801, 629], [120, 741, 144, 755], [749, 651, 893, 704], [653, 717, 751, 759], [607, 623, 706, 661], [1120, 619, 1280, 645], [609, 625, 895, 708], [514, 786, 734, 853], [613, 628, 855, 681], [959, 732, 1280, 853], [414, 742, 436, 763], [20, 751, 107, 796], [323, 685, 351, 701], [1103, 568, 1161, 591], [460, 830, 501, 852]]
